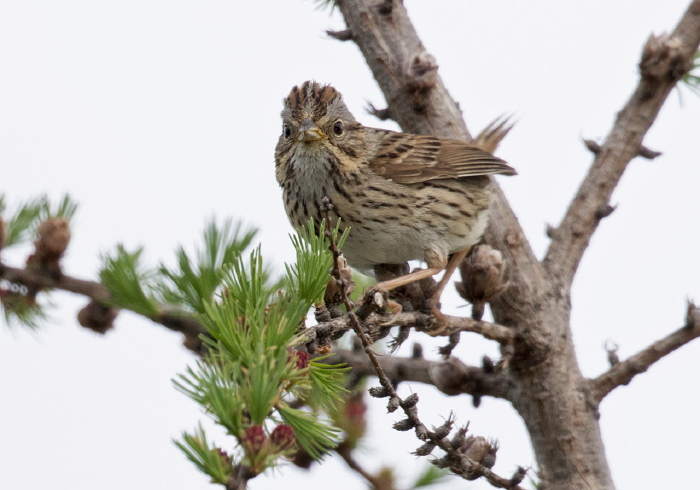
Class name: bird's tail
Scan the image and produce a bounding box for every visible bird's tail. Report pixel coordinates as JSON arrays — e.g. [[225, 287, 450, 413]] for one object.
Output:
[[471, 115, 515, 154]]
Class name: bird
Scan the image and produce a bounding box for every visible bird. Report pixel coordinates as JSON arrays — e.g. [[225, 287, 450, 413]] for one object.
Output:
[[274, 81, 515, 306]]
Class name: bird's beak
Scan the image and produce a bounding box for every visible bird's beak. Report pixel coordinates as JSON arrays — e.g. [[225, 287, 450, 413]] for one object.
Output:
[[297, 118, 326, 142]]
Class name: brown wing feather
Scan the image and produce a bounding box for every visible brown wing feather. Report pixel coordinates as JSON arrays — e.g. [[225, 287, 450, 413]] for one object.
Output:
[[369, 131, 516, 185]]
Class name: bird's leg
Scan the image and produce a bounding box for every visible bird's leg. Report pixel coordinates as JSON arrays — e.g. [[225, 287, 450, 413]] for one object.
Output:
[[373, 250, 447, 292], [432, 248, 470, 302], [372, 249, 468, 331], [372, 266, 444, 292], [427, 248, 471, 332]]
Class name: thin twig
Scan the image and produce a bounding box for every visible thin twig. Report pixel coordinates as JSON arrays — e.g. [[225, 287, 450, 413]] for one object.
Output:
[[326, 28, 353, 41], [590, 304, 700, 403], [335, 443, 388, 489], [0, 263, 208, 341], [225, 464, 255, 490]]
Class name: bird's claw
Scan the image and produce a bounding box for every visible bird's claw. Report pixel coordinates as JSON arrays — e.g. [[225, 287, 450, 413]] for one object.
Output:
[[427, 301, 449, 336]]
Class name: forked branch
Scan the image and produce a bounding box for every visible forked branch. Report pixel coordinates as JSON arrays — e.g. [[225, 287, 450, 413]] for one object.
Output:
[[543, 0, 700, 286]]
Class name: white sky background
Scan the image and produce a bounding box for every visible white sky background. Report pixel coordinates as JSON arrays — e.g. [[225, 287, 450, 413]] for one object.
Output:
[[1, 1, 699, 489]]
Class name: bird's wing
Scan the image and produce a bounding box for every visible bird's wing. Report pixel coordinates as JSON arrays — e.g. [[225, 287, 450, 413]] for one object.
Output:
[[369, 130, 516, 185]]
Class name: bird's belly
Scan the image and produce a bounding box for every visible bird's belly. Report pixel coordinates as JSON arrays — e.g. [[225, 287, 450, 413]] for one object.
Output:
[[335, 178, 492, 272], [340, 220, 428, 271], [340, 211, 489, 271]]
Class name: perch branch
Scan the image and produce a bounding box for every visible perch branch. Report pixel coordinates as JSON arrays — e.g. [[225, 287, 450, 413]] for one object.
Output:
[[306, 310, 513, 346], [1, 260, 514, 356]]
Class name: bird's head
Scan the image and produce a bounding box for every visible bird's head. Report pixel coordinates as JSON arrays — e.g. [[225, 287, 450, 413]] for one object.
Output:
[[276, 81, 362, 162]]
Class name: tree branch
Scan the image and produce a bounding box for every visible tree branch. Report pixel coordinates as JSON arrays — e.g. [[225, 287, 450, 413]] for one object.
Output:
[[307, 309, 514, 347], [1, 263, 110, 299], [590, 303, 700, 403], [3, 257, 515, 400], [1, 259, 515, 357], [543, 0, 700, 286], [0, 263, 208, 341], [332, 349, 513, 401], [432, 313, 515, 343]]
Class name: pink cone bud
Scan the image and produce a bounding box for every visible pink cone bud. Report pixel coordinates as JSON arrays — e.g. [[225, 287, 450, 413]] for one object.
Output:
[[270, 424, 296, 451], [216, 447, 233, 467], [287, 348, 309, 370], [241, 425, 267, 455]]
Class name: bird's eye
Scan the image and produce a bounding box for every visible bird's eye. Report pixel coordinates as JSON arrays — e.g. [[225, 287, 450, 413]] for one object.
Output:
[[283, 124, 291, 139], [333, 121, 344, 135]]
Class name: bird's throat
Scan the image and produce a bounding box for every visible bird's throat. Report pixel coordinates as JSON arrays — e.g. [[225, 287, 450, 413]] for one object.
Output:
[[290, 146, 337, 205]]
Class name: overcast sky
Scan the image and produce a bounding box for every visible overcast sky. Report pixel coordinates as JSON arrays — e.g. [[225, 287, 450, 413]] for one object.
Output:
[[1, 1, 699, 489]]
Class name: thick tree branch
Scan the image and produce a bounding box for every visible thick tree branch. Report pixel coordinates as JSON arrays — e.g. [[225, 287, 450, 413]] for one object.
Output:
[[0, 263, 208, 340], [590, 304, 700, 403], [332, 348, 513, 401], [543, 0, 700, 286]]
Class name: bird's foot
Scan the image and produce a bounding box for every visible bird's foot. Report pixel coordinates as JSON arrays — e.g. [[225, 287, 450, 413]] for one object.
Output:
[[428, 298, 450, 336]]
